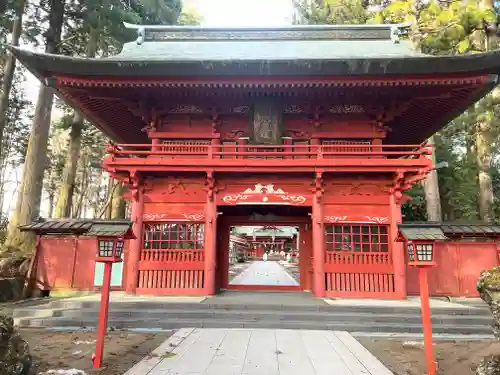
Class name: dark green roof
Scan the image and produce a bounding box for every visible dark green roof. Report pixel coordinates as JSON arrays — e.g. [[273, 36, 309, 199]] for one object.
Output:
[[10, 22, 500, 79], [19, 219, 135, 238], [399, 222, 500, 240], [112, 23, 421, 62], [398, 225, 448, 241]]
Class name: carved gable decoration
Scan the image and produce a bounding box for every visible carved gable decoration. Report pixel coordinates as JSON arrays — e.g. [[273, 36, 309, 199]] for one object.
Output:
[[251, 101, 283, 144], [221, 183, 307, 205]]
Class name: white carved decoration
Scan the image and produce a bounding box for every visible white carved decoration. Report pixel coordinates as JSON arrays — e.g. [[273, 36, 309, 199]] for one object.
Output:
[[143, 213, 169, 221], [183, 213, 205, 221], [169, 105, 204, 114], [365, 216, 389, 224], [284, 104, 304, 114], [142, 213, 205, 221], [232, 106, 250, 113], [329, 104, 364, 114], [222, 184, 307, 205], [324, 216, 349, 223]]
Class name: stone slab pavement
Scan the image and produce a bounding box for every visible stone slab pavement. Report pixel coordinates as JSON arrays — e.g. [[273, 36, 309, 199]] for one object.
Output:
[[230, 261, 299, 286], [125, 328, 393, 375]]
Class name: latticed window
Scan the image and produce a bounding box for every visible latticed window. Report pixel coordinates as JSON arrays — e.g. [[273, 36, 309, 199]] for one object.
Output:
[[325, 224, 389, 252], [143, 223, 205, 249]]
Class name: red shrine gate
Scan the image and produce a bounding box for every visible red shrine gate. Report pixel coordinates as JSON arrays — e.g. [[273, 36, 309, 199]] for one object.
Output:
[[13, 23, 500, 299]]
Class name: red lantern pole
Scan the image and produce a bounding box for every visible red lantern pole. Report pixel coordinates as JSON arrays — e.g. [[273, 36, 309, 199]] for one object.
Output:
[[94, 261, 113, 368], [418, 267, 436, 375]]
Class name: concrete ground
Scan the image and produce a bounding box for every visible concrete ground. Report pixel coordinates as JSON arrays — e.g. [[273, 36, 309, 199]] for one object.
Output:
[[230, 261, 299, 286], [125, 328, 393, 375], [324, 296, 484, 309]]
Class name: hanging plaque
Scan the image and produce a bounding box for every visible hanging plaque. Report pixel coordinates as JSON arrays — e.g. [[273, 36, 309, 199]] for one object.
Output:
[[251, 101, 283, 144]]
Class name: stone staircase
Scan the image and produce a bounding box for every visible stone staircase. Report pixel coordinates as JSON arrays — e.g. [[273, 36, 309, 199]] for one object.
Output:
[[12, 292, 495, 337]]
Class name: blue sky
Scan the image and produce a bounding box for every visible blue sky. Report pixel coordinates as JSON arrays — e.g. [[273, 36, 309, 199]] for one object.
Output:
[[186, 0, 294, 26]]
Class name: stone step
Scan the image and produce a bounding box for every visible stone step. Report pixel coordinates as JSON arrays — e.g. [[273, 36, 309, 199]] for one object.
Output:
[[17, 316, 493, 335], [28, 300, 490, 316], [35, 308, 493, 326]]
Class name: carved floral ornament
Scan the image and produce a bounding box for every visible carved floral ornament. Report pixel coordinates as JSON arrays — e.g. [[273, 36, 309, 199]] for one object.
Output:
[[222, 184, 307, 205], [142, 213, 205, 221], [324, 215, 389, 224]]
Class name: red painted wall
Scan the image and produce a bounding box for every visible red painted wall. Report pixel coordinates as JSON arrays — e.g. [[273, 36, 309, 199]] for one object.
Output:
[[35, 236, 99, 291], [406, 241, 499, 297]]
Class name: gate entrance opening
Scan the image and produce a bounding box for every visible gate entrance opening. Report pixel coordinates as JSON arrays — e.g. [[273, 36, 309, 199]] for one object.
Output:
[[227, 225, 301, 290], [216, 204, 313, 292]]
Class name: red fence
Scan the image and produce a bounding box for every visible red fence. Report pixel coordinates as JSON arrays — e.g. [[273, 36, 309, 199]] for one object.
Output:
[[34, 236, 103, 291], [106, 143, 431, 160]]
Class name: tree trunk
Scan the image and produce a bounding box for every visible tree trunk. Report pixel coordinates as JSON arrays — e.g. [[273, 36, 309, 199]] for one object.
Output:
[[5, 0, 66, 254], [475, 0, 497, 223], [74, 159, 89, 218], [0, 0, 26, 157], [422, 135, 442, 221], [53, 29, 99, 218], [53, 113, 84, 218], [47, 192, 54, 218], [111, 182, 127, 219], [476, 118, 495, 223], [105, 176, 114, 219]]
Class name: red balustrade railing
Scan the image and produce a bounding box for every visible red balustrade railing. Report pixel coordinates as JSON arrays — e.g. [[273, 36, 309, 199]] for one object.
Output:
[[325, 251, 391, 267], [137, 249, 205, 294], [104, 143, 432, 160], [140, 249, 204, 263], [324, 251, 395, 297]]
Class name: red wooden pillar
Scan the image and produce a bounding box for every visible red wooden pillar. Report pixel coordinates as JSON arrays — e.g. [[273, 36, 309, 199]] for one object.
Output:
[[126, 177, 144, 294], [205, 173, 217, 295], [282, 137, 292, 159], [390, 191, 407, 299], [312, 174, 325, 297], [238, 137, 249, 159], [211, 138, 220, 159]]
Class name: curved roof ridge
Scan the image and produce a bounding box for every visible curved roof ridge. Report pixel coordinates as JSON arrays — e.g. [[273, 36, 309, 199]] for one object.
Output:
[[124, 22, 411, 44]]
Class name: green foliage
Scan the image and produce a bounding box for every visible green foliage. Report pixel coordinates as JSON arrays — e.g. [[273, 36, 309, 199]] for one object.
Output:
[[401, 185, 427, 222], [372, 0, 496, 54], [293, 0, 370, 24]]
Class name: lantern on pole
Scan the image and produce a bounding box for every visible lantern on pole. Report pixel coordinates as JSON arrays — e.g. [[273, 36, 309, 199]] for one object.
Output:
[[397, 224, 448, 375], [92, 222, 135, 369]]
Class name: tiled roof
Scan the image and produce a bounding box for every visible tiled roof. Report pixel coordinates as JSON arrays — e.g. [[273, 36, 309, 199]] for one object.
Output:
[[440, 223, 500, 236], [399, 222, 500, 239], [398, 225, 448, 241], [19, 219, 133, 237]]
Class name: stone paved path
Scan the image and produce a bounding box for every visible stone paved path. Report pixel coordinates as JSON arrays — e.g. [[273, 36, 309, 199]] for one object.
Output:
[[125, 328, 394, 375], [230, 261, 299, 286]]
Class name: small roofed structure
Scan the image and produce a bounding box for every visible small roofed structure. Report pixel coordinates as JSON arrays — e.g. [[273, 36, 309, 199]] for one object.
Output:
[[398, 222, 500, 240], [399, 222, 500, 297], [20, 219, 135, 238], [21, 219, 135, 294], [397, 224, 448, 242]]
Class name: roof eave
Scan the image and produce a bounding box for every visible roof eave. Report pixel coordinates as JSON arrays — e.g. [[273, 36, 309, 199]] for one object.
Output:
[[10, 45, 500, 78], [8, 47, 133, 143]]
